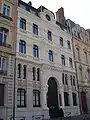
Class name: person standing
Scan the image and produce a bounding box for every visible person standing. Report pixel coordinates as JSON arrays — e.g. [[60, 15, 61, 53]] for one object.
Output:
[[60, 108, 64, 120]]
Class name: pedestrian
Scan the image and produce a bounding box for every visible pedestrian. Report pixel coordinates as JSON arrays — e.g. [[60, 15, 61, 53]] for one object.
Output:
[[60, 108, 64, 120]]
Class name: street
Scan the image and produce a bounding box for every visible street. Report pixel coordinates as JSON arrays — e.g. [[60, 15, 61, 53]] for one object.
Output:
[[48, 114, 90, 120]]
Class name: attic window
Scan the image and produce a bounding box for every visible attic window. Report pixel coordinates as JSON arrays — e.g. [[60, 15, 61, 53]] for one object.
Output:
[[46, 14, 51, 21]]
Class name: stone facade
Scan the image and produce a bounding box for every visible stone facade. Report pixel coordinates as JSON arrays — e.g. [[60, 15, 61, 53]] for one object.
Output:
[[0, 0, 18, 120], [67, 19, 90, 114], [15, 1, 80, 120]]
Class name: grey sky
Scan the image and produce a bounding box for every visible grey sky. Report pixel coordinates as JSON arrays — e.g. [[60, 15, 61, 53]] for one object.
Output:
[[23, 0, 90, 29]]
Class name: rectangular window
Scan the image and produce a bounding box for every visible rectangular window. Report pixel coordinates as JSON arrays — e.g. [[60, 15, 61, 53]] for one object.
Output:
[[0, 56, 7, 73], [60, 37, 63, 46], [76, 48, 80, 60], [33, 67, 35, 80], [33, 23, 38, 35], [3, 4, 10, 17], [72, 93, 77, 106], [47, 31, 52, 41], [73, 76, 75, 86], [69, 57, 73, 68], [65, 74, 68, 85], [84, 52, 88, 63], [37, 68, 40, 81], [67, 40, 71, 49], [33, 45, 39, 57], [48, 50, 53, 62], [0, 84, 4, 106], [33, 90, 40, 107], [17, 89, 26, 107], [62, 73, 64, 84], [61, 55, 65, 65], [17, 64, 21, 78], [23, 65, 26, 79], [20, 18, 26, 30], [19, 40, 26, 54], [0, 28, 8, 46], [64, 92, 69, 106], [70, 75, 72, 85]]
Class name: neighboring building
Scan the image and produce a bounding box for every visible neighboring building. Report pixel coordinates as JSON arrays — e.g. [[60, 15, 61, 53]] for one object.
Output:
[[67, 19, 90, 114], [0, 0, 18, 120], [15, 1, 80, 119]]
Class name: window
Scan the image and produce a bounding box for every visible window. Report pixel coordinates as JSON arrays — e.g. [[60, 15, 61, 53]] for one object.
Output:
[[19, 40, 26, 54], [17, 64, 21, 78], [61, 55, 65, 65], [33, 23, 38, 35], [48, 50, 53, 62], [67, 40, 71, 49], [0, 56, 7, 72], [37, 68, 40, 81], [79, 66, 82, 81], [76, 48, 80, 60], [69, 57, 73, 68], [0, 28, 8, 46], [23, 65, 26, 79], [64, 92, 69, 106], [20, 18, 26, 30], [0, 84, 4, 106], [3, 4, 10, 17], [33, 67, 35, 80], [72, 93, 77, 106], [33, 45, 39, 57], [65, 74, 68, 85], [60, 37, 63, 46], [62, 73, 64, 84], [73, 76, 75, 86], [17, 89, 26, 107], [84, 52, 88, 63], [70, 75, 72, 85], [33, 90, 40, 107], [47, 31, 52, 41]]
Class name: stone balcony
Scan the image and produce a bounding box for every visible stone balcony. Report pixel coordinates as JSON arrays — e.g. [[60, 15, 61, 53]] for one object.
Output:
[[0, 43, 12, 54], [0, 106, 8, 120]]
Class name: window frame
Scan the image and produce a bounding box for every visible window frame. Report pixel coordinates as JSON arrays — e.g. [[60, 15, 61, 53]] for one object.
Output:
[[69, 57, 73, 68], [3, 3, 10, 17], [60, 37, 63, 46], [17, 64, 21, 78], [72, 93, 77, 106], [64, 92, 69, 106], [47, 31, 52, 41], [17, 89, 26, 108], [33, 45, 39, 57], [23, 65, 26, 79], [0, 84, 4, 106], [67, 40, 71, 49], [61, 55, 65, 65], [48, 50, 53, 62], [33, 23, 38, 35], [0, 56, 7, 72], [20, 17, 26, 30], [19, 40, 26, 54]]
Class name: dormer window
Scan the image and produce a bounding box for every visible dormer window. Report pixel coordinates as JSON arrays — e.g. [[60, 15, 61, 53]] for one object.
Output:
[[46, 14, 51, 21]]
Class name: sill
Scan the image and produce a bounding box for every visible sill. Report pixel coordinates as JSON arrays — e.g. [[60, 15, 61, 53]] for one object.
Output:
[[19, 29, 27, 33], [19, 53, 27, 57], [33, 105, 41, 107], [33, 57, 40, 61], [33, 34, 39, 38], [17, 106, 26, 108], [0, 13, 12, 21], [0, 43, 11, 48]]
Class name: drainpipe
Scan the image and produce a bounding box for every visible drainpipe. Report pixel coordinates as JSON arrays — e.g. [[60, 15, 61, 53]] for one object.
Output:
[[71, 36, 82, 114]]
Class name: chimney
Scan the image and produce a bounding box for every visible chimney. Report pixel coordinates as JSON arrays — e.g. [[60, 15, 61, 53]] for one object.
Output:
[[28, 1, 32, 6], [56, 7, 66, 25]]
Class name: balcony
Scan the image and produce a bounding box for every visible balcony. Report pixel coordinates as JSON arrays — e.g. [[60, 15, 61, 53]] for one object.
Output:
[[0, 13, 12, 21], [0, 106, 8, 120], [0, 43, 12, 54], [0, 70, 7, 76]]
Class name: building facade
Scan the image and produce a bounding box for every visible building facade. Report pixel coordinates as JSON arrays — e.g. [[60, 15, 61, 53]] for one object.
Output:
[[0, 0, 18, 120], [15, 1, 80, 119], [67, 19, 90, 114]]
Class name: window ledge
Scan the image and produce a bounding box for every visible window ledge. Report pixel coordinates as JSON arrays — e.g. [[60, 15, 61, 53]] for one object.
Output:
[[33, 34, 39, 38], [0, 13, 12, 21], [0, 43, 11, 48], [33, 57, 40, 61], [19, 29, 27, 34], [19, 53, 27, 57], [0, 70, 7, 75]]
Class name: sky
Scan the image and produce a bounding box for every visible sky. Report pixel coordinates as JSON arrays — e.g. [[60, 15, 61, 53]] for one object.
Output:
[[23, 0, 90, 29]]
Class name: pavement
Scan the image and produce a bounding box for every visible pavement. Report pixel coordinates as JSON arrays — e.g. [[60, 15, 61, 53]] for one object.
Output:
[[47, 114, 90, 120]]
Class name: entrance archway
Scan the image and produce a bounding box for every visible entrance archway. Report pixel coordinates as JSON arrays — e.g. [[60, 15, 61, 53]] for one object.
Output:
[[81, 91, 87, 114], [47, 77, 59, 118]]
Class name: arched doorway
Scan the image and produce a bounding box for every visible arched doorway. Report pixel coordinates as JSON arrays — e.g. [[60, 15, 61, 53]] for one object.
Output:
[[47, 77, 59, 118], [81, 91, 87, 114]]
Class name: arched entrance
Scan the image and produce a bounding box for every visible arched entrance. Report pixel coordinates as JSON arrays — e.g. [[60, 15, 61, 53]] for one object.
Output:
[[81, 91, 87, 114], [47, 77, 59, 118]]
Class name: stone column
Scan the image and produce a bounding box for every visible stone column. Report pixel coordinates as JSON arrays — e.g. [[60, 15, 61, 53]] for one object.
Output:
[[61, 90, 65, 108]]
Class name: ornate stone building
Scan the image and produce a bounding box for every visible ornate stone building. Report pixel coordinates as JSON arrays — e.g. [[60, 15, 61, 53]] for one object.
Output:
[[0, 0, 18, 119], [67, 19, 90, 114], [15, 1, 80, 119]]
